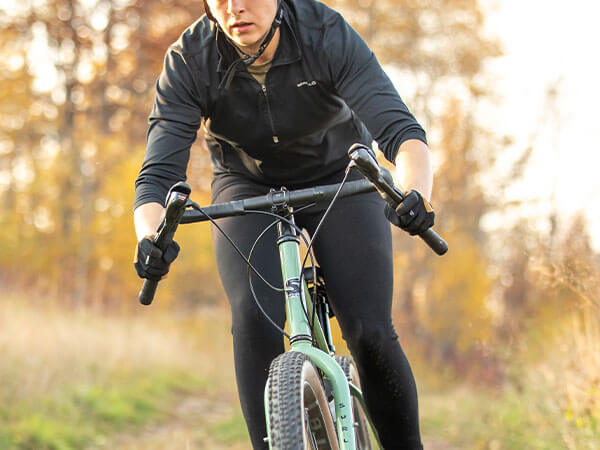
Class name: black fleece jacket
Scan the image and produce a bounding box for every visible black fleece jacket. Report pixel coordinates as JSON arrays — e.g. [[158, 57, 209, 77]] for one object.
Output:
[[134, 0, 426, 209]]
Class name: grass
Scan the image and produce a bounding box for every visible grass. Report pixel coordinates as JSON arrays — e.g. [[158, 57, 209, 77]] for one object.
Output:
[[420, 385, 567, 449], [0, 293, 240, 449], [208, 410, 248, 445], [1, 292, 597, 449], [418, 312, 600, 450]]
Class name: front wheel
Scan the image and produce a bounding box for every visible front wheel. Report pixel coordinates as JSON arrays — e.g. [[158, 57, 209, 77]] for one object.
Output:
[[335, 356, 372, 450], [266, 351, 339, 450]]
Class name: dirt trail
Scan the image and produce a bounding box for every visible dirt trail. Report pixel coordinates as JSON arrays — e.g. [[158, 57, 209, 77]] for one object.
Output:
[[99, 394, 247, 450], [102, 394, 455, 449]]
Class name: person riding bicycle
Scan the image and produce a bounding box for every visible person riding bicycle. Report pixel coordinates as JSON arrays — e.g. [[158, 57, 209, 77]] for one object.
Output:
[[134, 0, 434, 448]]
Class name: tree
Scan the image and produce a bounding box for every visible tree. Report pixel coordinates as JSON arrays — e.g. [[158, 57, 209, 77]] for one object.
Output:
[[0, 0, 211, 303], [325, 0, 504, 376]]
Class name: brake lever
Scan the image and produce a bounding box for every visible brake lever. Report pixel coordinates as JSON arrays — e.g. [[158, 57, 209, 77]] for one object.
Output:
[[348, 144, 448, 256], [138, 181, 191, 305]]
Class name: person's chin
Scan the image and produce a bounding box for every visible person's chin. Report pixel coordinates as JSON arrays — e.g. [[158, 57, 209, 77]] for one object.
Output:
[[233, 36, 262, 50], [230, 27, 266, 46]]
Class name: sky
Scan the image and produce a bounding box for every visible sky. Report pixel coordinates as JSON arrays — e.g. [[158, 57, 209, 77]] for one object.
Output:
[[480, 0, 600, 248]]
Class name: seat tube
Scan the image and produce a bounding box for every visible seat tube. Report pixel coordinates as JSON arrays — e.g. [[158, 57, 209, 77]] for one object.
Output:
[[276, 211, 312, 344]]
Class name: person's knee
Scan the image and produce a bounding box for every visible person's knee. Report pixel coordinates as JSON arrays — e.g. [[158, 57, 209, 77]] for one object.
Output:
[[343, 319, 398, 358]]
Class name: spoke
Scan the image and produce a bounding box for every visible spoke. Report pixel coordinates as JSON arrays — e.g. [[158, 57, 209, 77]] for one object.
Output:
[[304, 408, 319, 449]]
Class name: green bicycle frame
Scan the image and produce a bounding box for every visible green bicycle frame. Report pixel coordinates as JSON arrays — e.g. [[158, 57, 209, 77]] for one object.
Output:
[[152, 158, 443, 448], [264, 210, 359, 450]]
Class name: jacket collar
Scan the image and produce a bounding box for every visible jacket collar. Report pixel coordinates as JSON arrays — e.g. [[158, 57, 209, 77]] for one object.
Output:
[[216, 2, 302, 75]]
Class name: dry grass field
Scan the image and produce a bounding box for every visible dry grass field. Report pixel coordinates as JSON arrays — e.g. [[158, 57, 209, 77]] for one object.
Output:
[[0, 292, 598, 449]]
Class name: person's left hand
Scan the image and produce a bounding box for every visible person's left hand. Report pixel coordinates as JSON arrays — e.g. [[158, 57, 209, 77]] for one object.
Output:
[[384, 189, 435, 235], [133, 235, 180, 281]]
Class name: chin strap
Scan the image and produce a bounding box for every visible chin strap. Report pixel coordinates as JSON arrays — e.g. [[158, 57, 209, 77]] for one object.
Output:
[[205, 0, 283, 89], [203, 0, 216, 21]]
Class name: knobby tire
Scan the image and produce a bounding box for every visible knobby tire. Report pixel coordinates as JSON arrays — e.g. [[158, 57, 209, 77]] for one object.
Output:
[[267, 352, 339, 450]]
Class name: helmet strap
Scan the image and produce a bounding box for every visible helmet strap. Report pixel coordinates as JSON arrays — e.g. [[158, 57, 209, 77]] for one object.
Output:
[[203, 0, 216, 22]]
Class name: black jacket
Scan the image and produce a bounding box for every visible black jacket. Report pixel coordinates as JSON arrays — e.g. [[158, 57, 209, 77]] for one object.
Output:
[[134, 0, 426, 209]]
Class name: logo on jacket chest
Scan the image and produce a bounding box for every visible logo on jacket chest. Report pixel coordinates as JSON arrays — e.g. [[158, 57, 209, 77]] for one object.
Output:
[[296, 80, 318, 88]]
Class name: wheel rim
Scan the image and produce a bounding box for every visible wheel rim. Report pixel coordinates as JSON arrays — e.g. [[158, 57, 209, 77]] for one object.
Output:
[[303, 381, 331, 449]]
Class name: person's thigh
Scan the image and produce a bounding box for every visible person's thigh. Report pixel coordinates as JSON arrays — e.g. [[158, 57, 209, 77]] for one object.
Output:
[[211, 174, 286, 449], [211, 174, 285, 329], [300, 191, 395, 331]]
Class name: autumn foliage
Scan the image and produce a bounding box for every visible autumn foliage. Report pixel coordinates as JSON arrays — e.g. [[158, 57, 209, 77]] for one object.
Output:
[[0, 3, 598, 443]]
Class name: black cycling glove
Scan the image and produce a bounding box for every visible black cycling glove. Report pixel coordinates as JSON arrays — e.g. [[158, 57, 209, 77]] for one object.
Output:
[[133, 235, 180, 281], [384, 189, 435, 236]]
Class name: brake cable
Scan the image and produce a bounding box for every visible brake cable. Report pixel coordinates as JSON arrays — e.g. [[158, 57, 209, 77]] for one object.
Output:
[[245, 207, 318, 340], [189, 203, 318, 340], [299, 164, 353, 332], [191, 162, 352, 340]]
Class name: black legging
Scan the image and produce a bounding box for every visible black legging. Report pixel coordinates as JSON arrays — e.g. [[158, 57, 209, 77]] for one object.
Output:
[[210, 172, 423, 450]]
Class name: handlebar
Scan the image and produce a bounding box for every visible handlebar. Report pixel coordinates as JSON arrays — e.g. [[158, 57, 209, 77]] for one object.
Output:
[[138, 143, 448, 305], [180, 178, 378, 224], [347, 143, 448, 256]]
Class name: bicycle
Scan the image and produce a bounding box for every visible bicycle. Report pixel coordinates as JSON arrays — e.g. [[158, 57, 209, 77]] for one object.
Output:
[[138, 143, 448, 449]]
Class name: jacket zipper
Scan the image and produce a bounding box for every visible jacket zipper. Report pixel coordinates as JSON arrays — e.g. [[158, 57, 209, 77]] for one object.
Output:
[[261, 84, 280, 144]]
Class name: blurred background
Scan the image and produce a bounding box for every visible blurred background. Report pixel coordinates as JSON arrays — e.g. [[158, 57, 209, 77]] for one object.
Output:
[[0, 0, 598, 448]]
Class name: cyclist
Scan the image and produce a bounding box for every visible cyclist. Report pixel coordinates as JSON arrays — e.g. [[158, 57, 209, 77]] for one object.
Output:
[[134, 0, 434, 448]]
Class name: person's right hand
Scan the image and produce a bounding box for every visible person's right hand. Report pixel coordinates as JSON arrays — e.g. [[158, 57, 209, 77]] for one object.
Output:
[[133, 235, 180, 281], [384, 189, 434, 235]]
